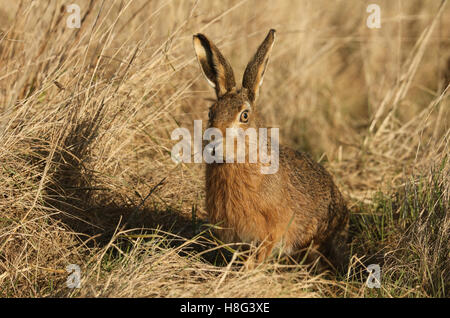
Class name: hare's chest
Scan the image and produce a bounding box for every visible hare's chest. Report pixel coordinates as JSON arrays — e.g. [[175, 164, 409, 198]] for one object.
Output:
[[205, 166, 279, 243], [206, 171, 253, 216]]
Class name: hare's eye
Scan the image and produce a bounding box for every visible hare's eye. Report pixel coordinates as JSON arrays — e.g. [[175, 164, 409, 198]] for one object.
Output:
[[240, 110, 249, 123], [208, 109, 213, 120]]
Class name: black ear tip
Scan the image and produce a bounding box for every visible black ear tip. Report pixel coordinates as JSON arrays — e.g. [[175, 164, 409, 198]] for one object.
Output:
[[194, 33, 207, 41], [267, 29, 276, 40]]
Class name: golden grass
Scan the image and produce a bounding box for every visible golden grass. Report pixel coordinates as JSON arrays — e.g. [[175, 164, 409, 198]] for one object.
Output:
[[0, 0, 448, 297]]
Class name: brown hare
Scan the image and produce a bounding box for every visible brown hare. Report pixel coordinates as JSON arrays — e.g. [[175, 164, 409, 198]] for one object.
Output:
[[193, 29, 349, 269]]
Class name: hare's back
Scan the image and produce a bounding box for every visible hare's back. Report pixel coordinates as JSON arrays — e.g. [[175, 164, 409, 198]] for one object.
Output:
[[278, 146, 337, 206]]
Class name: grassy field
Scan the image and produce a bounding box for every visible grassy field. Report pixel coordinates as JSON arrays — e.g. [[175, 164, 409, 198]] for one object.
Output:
[[0, 0, 448, 298]]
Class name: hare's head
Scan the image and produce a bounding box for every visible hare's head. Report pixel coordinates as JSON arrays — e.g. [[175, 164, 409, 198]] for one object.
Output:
[[193, 30, 276, 134]]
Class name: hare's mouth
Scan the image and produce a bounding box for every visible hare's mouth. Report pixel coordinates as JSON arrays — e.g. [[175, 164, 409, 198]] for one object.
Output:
[[205, 139, 222, 154], [204, 139, 238, 164]]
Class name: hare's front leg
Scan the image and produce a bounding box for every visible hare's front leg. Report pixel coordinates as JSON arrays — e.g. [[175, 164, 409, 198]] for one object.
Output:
[[244, 239, 275, 270], [256, 240, 275, 264]]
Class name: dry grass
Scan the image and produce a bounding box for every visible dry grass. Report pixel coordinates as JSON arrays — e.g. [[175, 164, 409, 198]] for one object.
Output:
[[0, 0, 448, 298]]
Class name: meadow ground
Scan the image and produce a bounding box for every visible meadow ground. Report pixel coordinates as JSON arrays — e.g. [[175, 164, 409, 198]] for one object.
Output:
[[0, 0, 448, 297]]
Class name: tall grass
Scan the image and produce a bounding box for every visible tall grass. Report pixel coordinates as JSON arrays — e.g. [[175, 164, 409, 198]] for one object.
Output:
[[0, 0, 448, 297]]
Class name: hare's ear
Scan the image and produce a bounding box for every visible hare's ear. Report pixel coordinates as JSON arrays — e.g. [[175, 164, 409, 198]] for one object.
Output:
[[242, 29, 276, 103], [193, 34, 236, 98]]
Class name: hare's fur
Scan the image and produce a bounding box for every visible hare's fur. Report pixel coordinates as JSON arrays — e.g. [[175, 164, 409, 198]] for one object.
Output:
[[194, 30, 349, 268]]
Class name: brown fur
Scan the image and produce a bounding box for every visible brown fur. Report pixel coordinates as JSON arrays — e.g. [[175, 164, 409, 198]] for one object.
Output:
[[194, 30, 349, 269]]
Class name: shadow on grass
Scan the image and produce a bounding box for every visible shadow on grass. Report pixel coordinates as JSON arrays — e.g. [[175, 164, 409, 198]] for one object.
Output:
[[34, 103, 234, 268]]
